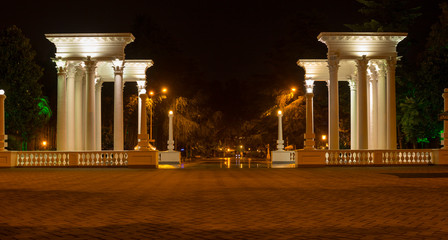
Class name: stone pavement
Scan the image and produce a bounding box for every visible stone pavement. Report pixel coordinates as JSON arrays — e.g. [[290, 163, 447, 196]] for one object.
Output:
[[0, 165, 448, 239]]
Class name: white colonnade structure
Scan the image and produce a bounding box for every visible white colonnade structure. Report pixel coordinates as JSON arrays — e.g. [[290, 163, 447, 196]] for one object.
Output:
[[298, 32, 407, 150], [46, 33, 153, 151]]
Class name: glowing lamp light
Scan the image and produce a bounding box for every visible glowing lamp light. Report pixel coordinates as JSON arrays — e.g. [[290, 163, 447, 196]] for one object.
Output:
[[278, 110, 282, 116], [169, 110, 174, 116], [305, 79, 314, 93], [0, 89, 4, 95], [42, 141, 47, 146], [162, 88, 168, 93], [291, 88, 296, 93], [149, 91, 154, 96], [322, 135, 327, 141]]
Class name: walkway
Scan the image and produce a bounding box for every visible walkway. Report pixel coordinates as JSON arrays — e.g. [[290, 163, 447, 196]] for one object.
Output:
[[1, 165, 448, 239]]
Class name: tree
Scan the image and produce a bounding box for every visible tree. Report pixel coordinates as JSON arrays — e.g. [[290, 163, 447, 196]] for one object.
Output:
[[0, 26, 49, 150], [345, 0, 421, 32]]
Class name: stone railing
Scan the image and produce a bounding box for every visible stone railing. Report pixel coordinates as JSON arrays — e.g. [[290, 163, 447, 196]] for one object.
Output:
[[16, 151, 129, 167], [325, 149, 433, 166], [325, 150, 375, 165]]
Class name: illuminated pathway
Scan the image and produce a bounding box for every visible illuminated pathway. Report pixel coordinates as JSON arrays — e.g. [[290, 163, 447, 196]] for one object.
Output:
[[0, 166, 447, 239]]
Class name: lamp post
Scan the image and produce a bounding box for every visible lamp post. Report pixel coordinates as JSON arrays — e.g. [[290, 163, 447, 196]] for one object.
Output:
[[167, 110, 174, 151], [304, 79, 315, 150], [148, 88, 167, 142], [0, 90, 6, 151], [277, 110, 284, 151]]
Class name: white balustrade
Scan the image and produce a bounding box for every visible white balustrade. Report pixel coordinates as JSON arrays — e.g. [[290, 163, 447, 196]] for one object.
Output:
[[325, 150, 374, 165], [325, 149, 433, 166], [16, 151, 128, 167]]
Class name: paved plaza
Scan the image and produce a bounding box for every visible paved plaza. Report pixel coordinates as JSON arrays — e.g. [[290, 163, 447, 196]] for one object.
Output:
[[1, 163, 448, 239]]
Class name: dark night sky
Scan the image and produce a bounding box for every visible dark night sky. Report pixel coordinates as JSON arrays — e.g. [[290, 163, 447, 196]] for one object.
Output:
[[0, 0, 441, 121]]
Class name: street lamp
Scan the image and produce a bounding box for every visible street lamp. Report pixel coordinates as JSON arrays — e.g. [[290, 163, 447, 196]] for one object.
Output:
[[148, 88, 168, 142]]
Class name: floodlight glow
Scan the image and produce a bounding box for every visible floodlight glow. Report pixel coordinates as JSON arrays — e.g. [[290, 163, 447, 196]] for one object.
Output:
[[278, 110, 282, 115], [149, 91, 154, 96], [162, 88, 167, 93], [169, 110, 174, 116]]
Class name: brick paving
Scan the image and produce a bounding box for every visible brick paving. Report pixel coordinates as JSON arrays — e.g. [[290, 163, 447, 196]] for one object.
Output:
[[0, 164, 448, 239]]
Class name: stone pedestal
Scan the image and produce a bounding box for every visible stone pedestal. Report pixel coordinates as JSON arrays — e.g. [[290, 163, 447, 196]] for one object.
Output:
[[127, 150, 158, 168], [295, 149, 326, 167], [0, 151, 17, 168], [159, 151, 181, 164], [271, 150, 293, 162]]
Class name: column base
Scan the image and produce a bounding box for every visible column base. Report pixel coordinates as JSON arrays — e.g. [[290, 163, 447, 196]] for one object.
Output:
[[137, 134, 156, 151], [295, 149, 325, 167]]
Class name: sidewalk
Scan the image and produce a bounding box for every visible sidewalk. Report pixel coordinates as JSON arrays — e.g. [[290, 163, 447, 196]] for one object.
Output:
[[1, 166, 447, 239]]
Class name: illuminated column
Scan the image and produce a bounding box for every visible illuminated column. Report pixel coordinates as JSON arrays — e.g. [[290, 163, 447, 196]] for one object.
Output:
[[66, 65, 76, 150], [327, 55, 339, 150], [0, 90, 6, 151], [356, 55, 369, 149], [443, 88, 448, 149], [349, 78, 358, 149], [370, 64, 379, 149], [386, 56, 397, 149], [81, 73, 87, 150], [84, 57, 97, 151], [74, 65, 84, 150], [137, 91, 150, 150], [168, 110, 174, 151], [113, 59, 124, 150], [137, 81, 146, 135], [95, 78, 103, 150], [55, 58, 67, 151], [304, 79, 315, 150], [277, 110, 284, 151], [377, 62, 387, 149]]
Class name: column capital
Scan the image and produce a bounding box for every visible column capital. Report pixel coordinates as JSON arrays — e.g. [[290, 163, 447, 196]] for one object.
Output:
[[67, 64, 77, 79], [53, 57, 67, 74], [386, 56, 397, 70], [349, 79, 357, 90], [84, 56, 97, 72], [327, 55, 340, 72], [112, 59, 125, 74], [95, 77, 103, 88], [356, 55, 369, 70]]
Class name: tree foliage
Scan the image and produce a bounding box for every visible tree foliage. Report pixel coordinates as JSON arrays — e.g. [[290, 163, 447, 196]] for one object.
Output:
[[345, 0, 421, 32], [0, 25, 48, 150]]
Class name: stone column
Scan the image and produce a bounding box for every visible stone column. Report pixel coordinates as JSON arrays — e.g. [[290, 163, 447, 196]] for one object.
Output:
[[356, 55, 369, 149], [277, 110, 284, 151], [369, 64, 379, 149], [443, 89, 448, 149], [386, 56, 397, 149], [327, 55, 340, 150], [84, 57, 97, 151], [112, 59, 124, 150], [74, 65, 84, 150], [66, 65, 76, 150], [136, 81, 146, 135], [377, 61, 387, 149], [168, 110, 174, 151], [95, 78, 103, 150], [55, 58, 67, 151], [304, 80, 315, 150], [0, 90, 6, 151], [137, 92, 150, 150], [349, 78, 358, 149]]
